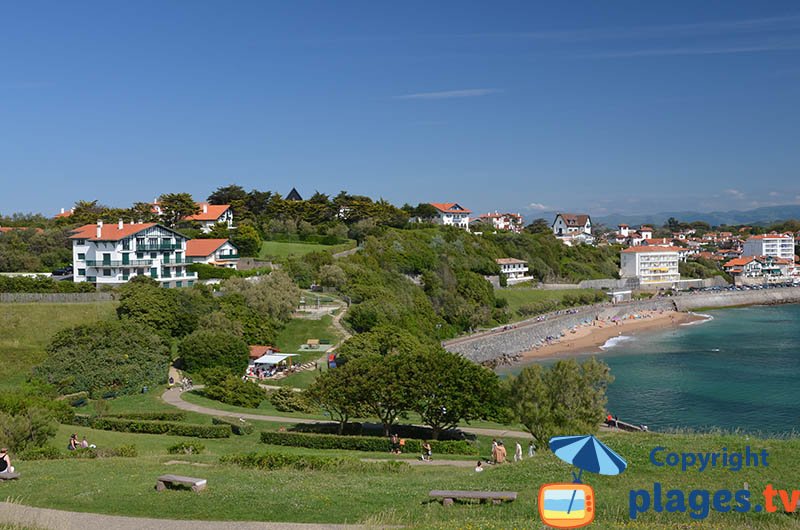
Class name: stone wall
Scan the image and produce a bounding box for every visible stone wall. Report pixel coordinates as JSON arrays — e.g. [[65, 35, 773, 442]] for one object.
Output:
[[674, 287, 800, 311]]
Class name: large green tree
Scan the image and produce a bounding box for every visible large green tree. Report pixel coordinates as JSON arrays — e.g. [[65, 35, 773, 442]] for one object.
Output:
[[178, 329, 250, 373], [37, 320, 171, 397], [221, 271, 300, 323], [305, 367, 367, 434], [157, 193, 199, 228]]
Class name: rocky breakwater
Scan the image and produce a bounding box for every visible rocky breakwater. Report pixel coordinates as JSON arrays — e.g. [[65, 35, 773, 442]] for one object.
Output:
[[444, 298, 676, 365], [674, 286, 800, 311]]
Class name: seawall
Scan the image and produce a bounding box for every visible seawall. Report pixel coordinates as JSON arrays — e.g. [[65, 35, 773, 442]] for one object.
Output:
[[445, 286, 800, 364]]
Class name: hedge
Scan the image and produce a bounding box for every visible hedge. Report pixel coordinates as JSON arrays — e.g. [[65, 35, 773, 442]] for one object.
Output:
[[289, 422, 474, 441], [89, 417, 231, 438], [107, 411, 187, 422], [221, 452, 406, 473], [212, 417, 254, 436], [260, 431, 478, 456], [167, 441, 205, 455]]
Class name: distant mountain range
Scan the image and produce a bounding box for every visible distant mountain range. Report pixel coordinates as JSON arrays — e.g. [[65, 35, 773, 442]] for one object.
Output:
[[593, 204, 800, 228]]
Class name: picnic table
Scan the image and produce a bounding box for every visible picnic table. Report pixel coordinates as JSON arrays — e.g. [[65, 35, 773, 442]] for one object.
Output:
[[156, 474, 207, 493], [429, 490, 517, 506]]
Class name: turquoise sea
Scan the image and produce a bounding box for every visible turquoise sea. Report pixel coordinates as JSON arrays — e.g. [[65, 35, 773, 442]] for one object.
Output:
[[510, 304, 800, 435]]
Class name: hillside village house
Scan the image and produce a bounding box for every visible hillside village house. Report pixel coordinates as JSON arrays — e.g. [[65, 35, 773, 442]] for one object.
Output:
[[495, 258, 530, 283], [742, 233, 795, 260], [185, 203, 234, 233], [476, 212, 524, 233], [620, 246, 681, 284], [70, 221, 198, 288], [185, 239, 240, 269], [429, 203, 471, 230], [552, 213, 593, 245], [723, 255, 794, 285]]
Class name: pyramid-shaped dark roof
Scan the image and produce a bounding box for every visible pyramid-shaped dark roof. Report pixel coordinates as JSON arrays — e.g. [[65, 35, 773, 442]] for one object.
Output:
[[286, 187, 303, 201]]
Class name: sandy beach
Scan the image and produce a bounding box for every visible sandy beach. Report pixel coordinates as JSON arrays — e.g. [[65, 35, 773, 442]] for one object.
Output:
[[519, 310, 708, 361]]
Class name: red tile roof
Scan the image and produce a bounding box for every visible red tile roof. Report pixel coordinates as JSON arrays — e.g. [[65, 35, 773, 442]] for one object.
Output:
[[495, 258, 527, 265], [185, 203, 231, 222], [249, 345, 279, 359], [748, 233, 792, 240], [622, 246, 682, 253], [555, 213, 590, 227], [186, 238, 229, 257], [429, 202, 472, 214], [69, 223, 158, 241], [724, 257, 755, 267], [54, 210, 73, 219]]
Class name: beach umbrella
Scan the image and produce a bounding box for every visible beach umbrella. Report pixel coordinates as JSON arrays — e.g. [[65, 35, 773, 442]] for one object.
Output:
[[549, 435, 628, 514], [549, 435, 627, 482]]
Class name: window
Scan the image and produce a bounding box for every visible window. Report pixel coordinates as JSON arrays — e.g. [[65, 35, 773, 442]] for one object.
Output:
[[103, 268, 111, 276], [137, 268, 144, 275], [77, 253, 85, 260], [75, 239, 86, 245], [77, 269, 85, 276], [150, 252, 157, 259], [137, 252, 144, 259], [176, 281, 182, 287], [122, 239, 130, 251]]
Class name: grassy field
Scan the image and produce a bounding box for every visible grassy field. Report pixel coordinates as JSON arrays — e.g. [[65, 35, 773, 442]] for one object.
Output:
[[5, 428, 800, 528], [258, 240, 356, 259], [0, 302, 117, 390], [496, 287, 603, 320]]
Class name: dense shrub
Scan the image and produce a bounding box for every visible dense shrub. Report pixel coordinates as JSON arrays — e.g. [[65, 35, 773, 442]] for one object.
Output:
[[212, 417, 254, 435], [0, 392, 72, 451], [289, 422, 475, 441], [178, 330, 250, 373], [221, 451, 406, 473], [269, 388, 313, 413], [199, 371, 266, 409], [90, 417, 231, 438], [36, 320, 171, 398], [17, 444, 137, 460], [0, 276, 96, 293], [167, 441, 205, 455], [260, 431, 478, 455]]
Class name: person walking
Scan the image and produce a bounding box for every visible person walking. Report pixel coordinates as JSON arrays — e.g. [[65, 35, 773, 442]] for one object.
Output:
[[528, 440, 536, 457], [514, 441, 523, 462]]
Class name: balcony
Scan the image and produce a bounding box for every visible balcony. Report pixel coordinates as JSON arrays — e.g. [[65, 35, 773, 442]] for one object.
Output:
[[137, 243, 183, 251], [162, 258, 195, 265], [86, 260, 153, 267], [216, 253, 239, 260]]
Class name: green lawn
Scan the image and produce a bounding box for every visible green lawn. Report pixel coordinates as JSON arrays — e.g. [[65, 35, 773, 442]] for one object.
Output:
[[6, 429, 800, 528], [496, 287, 603, 321], [0, 302, 117, 390], [258, 240, 356, 259]]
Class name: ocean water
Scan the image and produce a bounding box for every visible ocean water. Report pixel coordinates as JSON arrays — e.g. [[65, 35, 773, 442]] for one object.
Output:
[[509, 304, 800, 435]]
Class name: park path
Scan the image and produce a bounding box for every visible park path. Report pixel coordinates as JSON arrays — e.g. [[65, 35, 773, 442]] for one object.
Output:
[[161, 387, 532, 440], [0, 502, 385, 530]]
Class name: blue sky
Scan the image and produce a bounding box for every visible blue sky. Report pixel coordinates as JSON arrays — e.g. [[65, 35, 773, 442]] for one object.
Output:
[[2, 1, 799, 219]]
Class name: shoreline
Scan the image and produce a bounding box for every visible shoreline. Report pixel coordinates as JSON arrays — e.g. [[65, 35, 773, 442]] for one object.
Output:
[[514, 310, 707, 362]]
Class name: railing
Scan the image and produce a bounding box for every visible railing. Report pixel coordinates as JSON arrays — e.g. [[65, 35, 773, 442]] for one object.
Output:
[[85, 260, 153, 267], [162, 258, 195, 265], [216, 253, 239, 260], [137, 243, 183, 251]]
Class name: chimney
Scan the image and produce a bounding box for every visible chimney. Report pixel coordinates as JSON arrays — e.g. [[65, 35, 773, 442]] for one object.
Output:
[[118, 219, 123, 230], [60, 207, 65, 214], [96, 220, 103, 238], [203, 204, 208, 213]]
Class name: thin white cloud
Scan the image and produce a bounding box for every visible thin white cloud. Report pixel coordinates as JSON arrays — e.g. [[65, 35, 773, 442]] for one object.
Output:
[[528, 202, 551, 211], [769, 191, 781, 197], [394, 88, 501, 100], [588, 41, 800, 58], [724, 189, 746, 199]]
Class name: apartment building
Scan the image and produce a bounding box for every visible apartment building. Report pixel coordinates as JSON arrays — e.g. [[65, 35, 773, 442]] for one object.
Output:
[[429, 203, 471, 230], [742, 234, 795, 260], [620, 246, 681, 284], [495, 258, 529, 280], [70, 221, 198, 288]]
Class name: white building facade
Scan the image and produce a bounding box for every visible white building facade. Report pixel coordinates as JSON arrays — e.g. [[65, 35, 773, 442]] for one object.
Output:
[[478, 212, 524, 233], [742, 234, 795, 260], [185, 203, 234, 234], [186, 239, 240, 269], [495, 258, 529, 280], [71, 221, 198, 288], [620, 246, 681, 284], [429, 203, 471, 230]]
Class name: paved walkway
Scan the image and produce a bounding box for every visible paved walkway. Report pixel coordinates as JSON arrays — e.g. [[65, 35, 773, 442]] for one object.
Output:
[[161, 387, 532, 439], [0, 502, 381, 530]]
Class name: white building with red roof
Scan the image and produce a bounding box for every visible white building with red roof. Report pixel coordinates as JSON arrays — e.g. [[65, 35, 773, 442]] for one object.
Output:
[[495, 257, 529, 282], [428, 203, 471, 230], [476, 212, 524, 233], [742, 233, 795, 260], [723, 255, 794, 284], [620, 246, 681, 284], [552, 213, 594, 246], [186, 239, 239, 269], [70, 220, 197, 288], [185, 202, 234, 233]]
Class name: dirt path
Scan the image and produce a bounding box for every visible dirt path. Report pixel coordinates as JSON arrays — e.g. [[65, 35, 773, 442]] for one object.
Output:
[[0, 502, 383, 530], [161, 387, 532, 440]]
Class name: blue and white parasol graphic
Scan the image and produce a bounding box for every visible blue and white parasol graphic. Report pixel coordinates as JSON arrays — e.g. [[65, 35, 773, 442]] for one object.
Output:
[[549, 435, 628, 514]]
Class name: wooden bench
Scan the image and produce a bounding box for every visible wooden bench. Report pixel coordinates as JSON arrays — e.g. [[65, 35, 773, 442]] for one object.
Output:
[[0, 472, 19, 481], [156, 474, 207, 493], [429, 490, 517, 506]]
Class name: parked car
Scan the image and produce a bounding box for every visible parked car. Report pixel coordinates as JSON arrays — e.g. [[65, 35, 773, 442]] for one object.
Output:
[[52, 266, 73, 276]]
